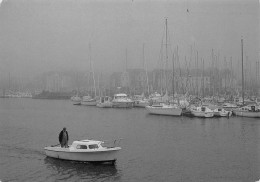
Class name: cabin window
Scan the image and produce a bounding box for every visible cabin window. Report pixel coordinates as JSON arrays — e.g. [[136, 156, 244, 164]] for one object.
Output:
[[76, 145, 88, 149], [201, 107, 205, 111], [89, 144, 99, 149]]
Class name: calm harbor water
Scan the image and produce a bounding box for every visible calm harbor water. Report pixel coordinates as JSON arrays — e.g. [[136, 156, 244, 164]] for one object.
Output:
[[0, 99, 259, 182]]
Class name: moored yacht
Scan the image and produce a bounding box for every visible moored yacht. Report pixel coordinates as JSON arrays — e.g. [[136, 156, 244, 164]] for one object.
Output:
[[112, 93, 134, 108], [97, 96, 113, 108], [132, 94, 149, 108], [213, 108, 231, 117], [149, 92, 163, 104], [222, 103, 238, 111], [190, 105, 214, 118], [145, 103, 182, 116], [81, 96, 97, 106], [233, 105, 260, 118], [71, 95, 81, 105]]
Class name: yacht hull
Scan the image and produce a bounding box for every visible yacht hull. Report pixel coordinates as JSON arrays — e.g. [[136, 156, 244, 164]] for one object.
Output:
[[233, 110, 260, 118], [112, 102, 133, 108], [146, 106, 182, 116]]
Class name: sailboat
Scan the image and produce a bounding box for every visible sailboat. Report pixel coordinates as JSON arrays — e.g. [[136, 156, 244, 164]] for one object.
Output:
[[133, 92, 149, 108], [233, 38, 260, 118], [146, 18, 182, 116], [81, 44, 97, 106], [133, 44, 149, 108], [71, 73, 82, 105]]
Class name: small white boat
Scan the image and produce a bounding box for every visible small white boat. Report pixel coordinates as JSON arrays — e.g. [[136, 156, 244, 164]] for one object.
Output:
[[233, 105, 260, 118], [222, 103, 238, 111], [44, 139, 121, 164], [190, 106, 214, 118], [71, 95, 81, 105], [213, 108, 231, 117], [134, 99, 149, 108], [133, 94, 149, 108], [81, 96, 97, 106], [97, 96, 113, 108], [145, 103, 182, 116], [112, 93, 134, 108], [149, 92, 163, 104]]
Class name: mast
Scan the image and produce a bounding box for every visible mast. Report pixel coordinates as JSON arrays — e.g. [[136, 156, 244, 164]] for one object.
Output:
[[165, 18, 168, 93], [172, 52, 175, 97], [125, 48, 130, 94], [211, 49, 214, 96], [241, 38, 244, 105], [143, 43, 150, 95], [125, 48, 128, 71], [196, 51, 199, 97], [89, 44, 96, 97], [223, 56, 227, 94], [202, 58, 205, 98], [230, 56, 233, 94]]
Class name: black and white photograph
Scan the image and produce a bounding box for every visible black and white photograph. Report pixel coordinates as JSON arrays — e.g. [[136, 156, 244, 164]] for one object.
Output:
[[0, 0, 259, 181]]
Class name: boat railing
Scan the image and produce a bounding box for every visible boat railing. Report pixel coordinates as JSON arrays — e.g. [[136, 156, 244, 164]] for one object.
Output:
[[102, 138, 123, 148]]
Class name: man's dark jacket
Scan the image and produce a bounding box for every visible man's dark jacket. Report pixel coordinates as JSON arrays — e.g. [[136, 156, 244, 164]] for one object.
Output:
[[59, 130, 69, 143]]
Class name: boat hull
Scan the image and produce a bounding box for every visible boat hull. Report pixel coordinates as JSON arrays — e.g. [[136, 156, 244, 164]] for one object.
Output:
[[233, 110, 260, 118], [145, 106, 182, 116], [96, 102, 113, 108], [44, 147, 120, 163], [191, 111, 214, 118], [81, 101, 97, 106], [112, 102, 133, 108], [222, 107, 238, 111], [213, 111, 231, 117], [133, 101, 149, 108]]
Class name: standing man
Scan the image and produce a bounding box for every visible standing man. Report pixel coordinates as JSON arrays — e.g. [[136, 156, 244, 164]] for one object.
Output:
[[59, 127, 69, 148]]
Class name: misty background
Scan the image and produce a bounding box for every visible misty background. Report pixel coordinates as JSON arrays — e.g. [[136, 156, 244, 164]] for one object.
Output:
[[0, 0, 259, 92]]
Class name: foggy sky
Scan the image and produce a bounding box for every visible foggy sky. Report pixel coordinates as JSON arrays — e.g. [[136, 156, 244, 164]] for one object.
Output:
[[0, 0, 259, 79]]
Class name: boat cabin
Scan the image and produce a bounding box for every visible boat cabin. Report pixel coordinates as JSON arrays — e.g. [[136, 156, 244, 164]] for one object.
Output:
[[100, 96, 111, 103], [114, 93, 128, 99], [70, 140, 102, 150]]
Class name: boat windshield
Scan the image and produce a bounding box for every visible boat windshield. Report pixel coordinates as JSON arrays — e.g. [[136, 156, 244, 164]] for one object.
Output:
[[89, 144, 99, 149], [76, 145, 88, 149]]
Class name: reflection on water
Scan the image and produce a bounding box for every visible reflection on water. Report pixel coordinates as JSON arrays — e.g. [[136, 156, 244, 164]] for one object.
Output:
[[44, 157, 121, 181]]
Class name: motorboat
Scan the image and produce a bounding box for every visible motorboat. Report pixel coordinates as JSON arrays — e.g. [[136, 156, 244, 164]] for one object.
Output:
[[71, 95, 81, 102], [145, 103, 182, 116], [134, 99, 149, 108], [132, 94, 149, 108], [149, 92, 163, 104], [222, 103, 238, 111], [213, 108, 231, 117], [44, 139, 122, 164], [112, 93, 134, 108], [71, 95, 81, 105], [81, 96, 97, 106], [190, 105, 214, 118], [233, 105, 260, 118], [96, 96, 113, 108]]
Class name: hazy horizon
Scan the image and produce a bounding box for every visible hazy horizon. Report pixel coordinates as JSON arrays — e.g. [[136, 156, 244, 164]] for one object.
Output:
[[0, 0, 259, 79]]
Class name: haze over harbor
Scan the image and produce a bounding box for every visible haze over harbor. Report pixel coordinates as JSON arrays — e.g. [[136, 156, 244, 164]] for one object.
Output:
[[0, 0, 258, 81], [0, 1, 260, 181]]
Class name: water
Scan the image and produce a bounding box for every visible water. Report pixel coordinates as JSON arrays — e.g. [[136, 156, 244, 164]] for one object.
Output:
[[0, 99, 259, 182]]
